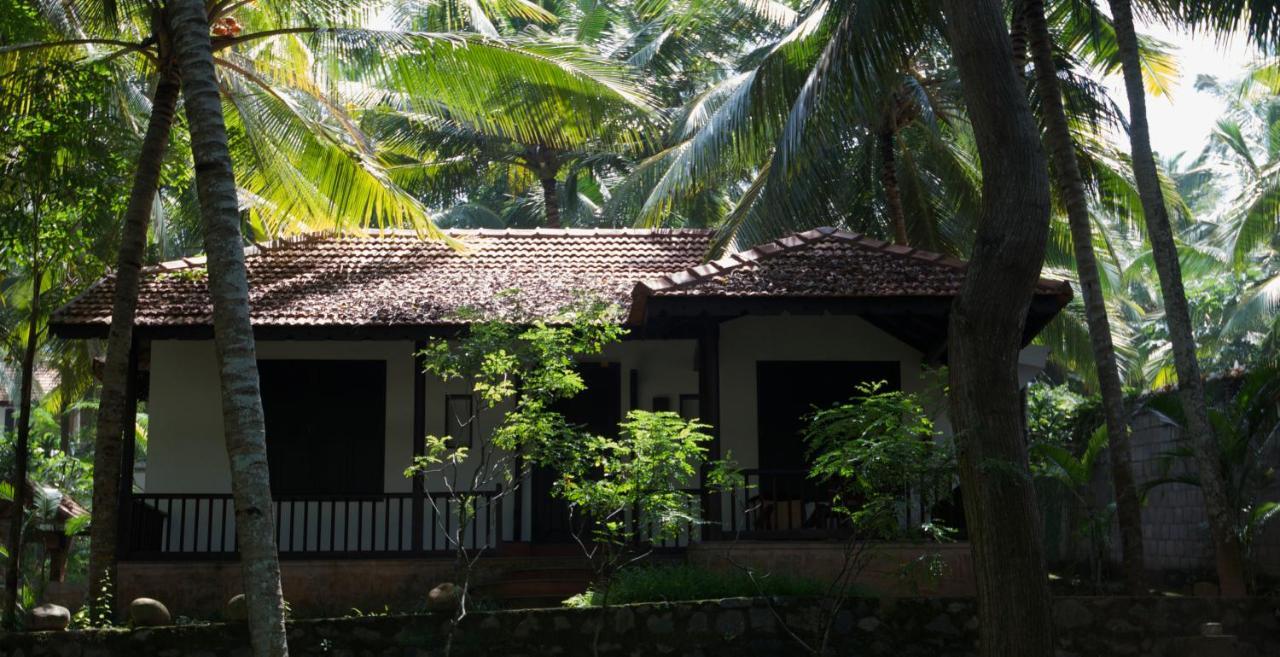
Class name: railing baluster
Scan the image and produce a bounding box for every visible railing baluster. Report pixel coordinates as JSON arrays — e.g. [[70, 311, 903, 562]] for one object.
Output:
[[359, 499, 367, 552], [329, 500, 337, 552], [291, 500, 300, 553], [162, 498, 172, 552]]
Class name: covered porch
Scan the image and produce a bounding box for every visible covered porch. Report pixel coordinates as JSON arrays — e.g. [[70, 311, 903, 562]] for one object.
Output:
[[116, 314, 921, 563]]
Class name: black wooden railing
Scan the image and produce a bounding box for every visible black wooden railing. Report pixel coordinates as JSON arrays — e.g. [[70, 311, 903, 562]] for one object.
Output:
[[123, 491, 503, 560], [123, 470, 844, 559]]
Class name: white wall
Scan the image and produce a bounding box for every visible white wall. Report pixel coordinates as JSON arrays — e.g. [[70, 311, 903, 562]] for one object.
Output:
[[146, 340, 416, 494]]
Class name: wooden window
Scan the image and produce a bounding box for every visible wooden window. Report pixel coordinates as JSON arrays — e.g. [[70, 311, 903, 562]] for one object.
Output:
[[258, 359, 386, 495], [444, 394, 474, 449]]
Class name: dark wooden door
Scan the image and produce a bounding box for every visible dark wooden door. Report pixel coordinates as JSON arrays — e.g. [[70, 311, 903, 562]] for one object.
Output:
[[531, 362, 621, 543]]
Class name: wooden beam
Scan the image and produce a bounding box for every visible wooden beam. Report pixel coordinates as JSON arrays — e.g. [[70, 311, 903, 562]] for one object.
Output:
[[411, 341, 426, 553], [697, 324, 721, 540]]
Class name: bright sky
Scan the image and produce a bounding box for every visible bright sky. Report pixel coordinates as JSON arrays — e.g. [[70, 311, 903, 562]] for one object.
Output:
[[1105, 20, 1261, 159]]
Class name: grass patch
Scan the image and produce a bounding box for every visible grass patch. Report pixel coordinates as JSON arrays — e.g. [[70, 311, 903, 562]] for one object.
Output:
[[562, 564, 824, 607]]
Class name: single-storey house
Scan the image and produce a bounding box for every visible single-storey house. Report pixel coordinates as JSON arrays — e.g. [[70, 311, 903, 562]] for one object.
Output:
[[51, 227, 1071, 616]]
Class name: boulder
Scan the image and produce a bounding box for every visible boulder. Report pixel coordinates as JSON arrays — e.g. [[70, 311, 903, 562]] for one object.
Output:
[[225, 594, 247, 622], [29, 603, 70, 631], [427, 583, 460, 612], [129, 598, 172, 627]]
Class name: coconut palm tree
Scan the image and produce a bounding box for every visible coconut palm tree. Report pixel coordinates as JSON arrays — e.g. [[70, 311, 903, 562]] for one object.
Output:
[[166, 2, 287, 653], [360, 33, 659, 228], [940, 0, 1056, 654], [1021, 0, 1146, 593], [1106, 0, 1248, 596], [603, 0, 1175, 255], [364, 3, 663, 228]]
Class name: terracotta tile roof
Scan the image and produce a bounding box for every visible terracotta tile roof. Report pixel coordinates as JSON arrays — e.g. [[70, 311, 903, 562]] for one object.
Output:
[[635, 227, 1071, 300], [52, 229, 716, 331], [51, 227, 1072, 334]]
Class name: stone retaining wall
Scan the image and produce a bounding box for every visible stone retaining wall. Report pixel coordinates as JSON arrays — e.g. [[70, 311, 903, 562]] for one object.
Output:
[[117, 556, 587, 618], [3, 596, 1277, 657]]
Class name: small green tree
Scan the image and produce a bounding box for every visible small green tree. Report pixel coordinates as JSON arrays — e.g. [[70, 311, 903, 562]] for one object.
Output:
[[403, 297, 624, 651], [733, 381, 955, 656], [0, 60, 131, 627], [1029, 424, 1114, 592], [551, 411, 713, 592], [546, 409, 736, 657], [1024, 383, 1115, 590]]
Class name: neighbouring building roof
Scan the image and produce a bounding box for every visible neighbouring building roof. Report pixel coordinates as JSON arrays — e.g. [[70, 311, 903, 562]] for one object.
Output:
[[50, 227, 1072, 343], [0, 480, 88, 528], [0, 366, 59, 406]]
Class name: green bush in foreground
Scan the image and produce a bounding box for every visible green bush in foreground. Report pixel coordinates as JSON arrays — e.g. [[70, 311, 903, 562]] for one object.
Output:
[[562, 564, 824, 607]]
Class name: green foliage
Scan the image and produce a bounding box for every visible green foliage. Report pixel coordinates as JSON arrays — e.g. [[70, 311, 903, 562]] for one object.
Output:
[[70, 571, 115, 628], [550, 410, 713, 548], [562, 564, 824, 607], [406, 297, 627, 485], [803, 381, 955, 542], [1025, 383, 1096, 454], [1025, 383, 1114, 587]]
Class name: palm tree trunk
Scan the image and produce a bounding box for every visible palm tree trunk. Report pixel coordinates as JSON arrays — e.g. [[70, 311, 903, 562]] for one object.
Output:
[[1010, 0, 1030, 76], [939, 1, 1056, 655], [879, 127, 909, 245], [87, 71, 181, 621], [541, 176, 561, 228], [4, 267, 41, 629], [1107, 0, 1247, 597], [1023, 0, 1146, 594], [168, 2, 288, 655]]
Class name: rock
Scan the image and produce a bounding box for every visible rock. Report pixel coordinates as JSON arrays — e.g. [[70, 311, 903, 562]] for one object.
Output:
[[687, 611, 709, 634], [612, 607, 634, 633], [646, 612, 675, 635], [225, 594, 247, 622], [1170, 636, 1243, 657], [1193, 581, 1220, 598], [129, 598, 172, 627], [29, 603, 70, 631], [426, 583, 460, 612], [924, 613, 960, 636], [715, 610, 746, 639]]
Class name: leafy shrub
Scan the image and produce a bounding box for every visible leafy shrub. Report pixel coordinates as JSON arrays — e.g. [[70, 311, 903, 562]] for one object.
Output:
[[562, 564, 823, 607]]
